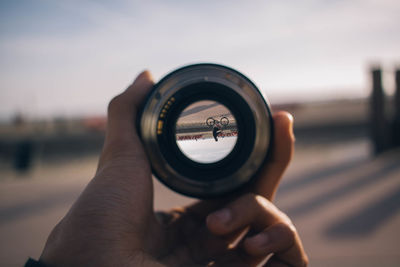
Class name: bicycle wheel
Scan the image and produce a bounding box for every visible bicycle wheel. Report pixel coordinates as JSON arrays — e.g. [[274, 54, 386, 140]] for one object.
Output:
[[220, 116, 229, 126], [206, 117, 215, 126]]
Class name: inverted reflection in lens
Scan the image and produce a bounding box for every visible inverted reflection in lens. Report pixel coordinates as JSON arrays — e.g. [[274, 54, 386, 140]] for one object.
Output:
[[175, 100, 238, 163]]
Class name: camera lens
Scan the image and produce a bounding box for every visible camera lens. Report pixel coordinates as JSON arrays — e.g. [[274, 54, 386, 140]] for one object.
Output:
[[139, 64, 273, 198]]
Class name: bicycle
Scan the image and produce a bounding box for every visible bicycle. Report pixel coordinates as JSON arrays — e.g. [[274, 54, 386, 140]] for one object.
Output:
[[206, 116, 229, 127]]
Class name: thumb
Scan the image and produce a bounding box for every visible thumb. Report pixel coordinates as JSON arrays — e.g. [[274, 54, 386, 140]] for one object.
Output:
[[106, 70, 154, 143]]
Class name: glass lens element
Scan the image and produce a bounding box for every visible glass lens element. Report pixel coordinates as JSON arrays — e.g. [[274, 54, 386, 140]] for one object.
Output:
[[175, 100, 238, 163]]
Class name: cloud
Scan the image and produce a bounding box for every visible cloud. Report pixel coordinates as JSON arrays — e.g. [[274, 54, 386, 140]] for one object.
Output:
[[0, 0, 399, 119]]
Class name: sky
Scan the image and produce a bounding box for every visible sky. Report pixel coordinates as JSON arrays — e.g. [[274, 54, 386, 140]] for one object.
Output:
[[0, 0, 399, 120]]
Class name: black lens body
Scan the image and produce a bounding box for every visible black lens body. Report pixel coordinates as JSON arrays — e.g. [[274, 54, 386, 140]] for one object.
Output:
[[138, 64, 273, 198]]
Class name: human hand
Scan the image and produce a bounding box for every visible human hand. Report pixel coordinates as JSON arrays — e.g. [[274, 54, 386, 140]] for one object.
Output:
[[39, 71, 308, 266]]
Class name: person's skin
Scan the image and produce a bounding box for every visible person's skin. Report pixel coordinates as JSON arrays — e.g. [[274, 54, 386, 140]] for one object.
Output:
[[39, 71, 308, 267]]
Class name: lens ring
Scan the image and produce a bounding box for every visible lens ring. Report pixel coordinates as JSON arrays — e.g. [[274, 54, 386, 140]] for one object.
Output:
[[139, 63, 273, 198]]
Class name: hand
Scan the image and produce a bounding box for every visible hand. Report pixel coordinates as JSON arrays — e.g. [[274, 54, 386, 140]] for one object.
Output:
[[39, 71, 308, 266]]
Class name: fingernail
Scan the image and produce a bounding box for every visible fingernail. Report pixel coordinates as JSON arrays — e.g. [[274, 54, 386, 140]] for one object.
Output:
[[249, 232, 269, 248], [210, 208, 231, 224]]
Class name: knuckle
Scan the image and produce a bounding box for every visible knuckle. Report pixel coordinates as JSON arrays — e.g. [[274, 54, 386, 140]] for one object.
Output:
[[243, 192, 258, 202], [240, 193, 272, 214], [276, 208, 295, 226], [285, 223, 297, 243], [242, 192, 264, 207], [275, 221, 297, 247]]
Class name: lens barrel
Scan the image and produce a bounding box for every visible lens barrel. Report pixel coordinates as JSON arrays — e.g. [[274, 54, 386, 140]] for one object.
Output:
[[139, 63, 273, 198]]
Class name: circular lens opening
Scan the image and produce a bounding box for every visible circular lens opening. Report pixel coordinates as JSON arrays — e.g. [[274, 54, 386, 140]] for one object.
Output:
[[175, 100, 238, 163]]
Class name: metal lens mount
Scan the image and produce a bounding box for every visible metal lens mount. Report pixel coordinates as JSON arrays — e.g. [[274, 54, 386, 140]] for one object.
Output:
[[139, 63, 273, 198]]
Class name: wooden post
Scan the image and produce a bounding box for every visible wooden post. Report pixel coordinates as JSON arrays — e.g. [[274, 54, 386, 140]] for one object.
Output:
[[370, 68, 387, 155], [393, 69, 400, 147]]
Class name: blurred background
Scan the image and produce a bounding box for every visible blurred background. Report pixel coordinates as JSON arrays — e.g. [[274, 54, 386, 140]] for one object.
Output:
[[1, 0, 400, 266]]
